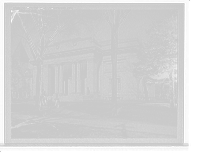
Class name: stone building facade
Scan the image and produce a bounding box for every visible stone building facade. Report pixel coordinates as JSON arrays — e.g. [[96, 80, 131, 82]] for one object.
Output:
[[33, 37, 155, 101]]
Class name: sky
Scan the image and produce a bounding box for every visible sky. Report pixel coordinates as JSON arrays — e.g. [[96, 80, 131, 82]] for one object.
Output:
[[11, 9, 173, 59], [118, 10, 177, 42]]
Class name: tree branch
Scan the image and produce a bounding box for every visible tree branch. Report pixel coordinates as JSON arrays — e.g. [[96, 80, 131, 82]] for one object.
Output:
[[49, 18, 82, 43], [110, 10, 115, 17], [39, 10, 44, 33], [119, 10, 127, 20], [26, 39, 36, 61], [119, 10, 130, 25], [38, 33, 44, 55], [31, 10, 41, 35], [116, 10, 120, 22], [17, 11, 56, 19], [37, 10, 42, 32], [47, 14, 79, 44], [17, 13, 38, 61], [103, 10, 112, 26], [57, 11, 72, 29], [44, 11, 50, 34]]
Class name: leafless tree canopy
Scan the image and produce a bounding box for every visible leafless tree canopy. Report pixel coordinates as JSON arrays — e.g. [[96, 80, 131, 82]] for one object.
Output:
[[103, 10, 130, 26], [13, 9, 100, 60], [11, 9, 101, 109]]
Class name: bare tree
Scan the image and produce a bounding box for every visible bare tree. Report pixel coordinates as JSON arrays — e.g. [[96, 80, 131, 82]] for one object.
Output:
[[11, 10, 19, 23], [103, 10, 130, 116], [15, 8, 101, 110]]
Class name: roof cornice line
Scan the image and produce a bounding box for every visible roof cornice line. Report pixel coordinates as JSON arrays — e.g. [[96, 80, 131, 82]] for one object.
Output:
[[48, 37, 95, 47], [44, 46, 103, 58], [103, 46, 137, 54]]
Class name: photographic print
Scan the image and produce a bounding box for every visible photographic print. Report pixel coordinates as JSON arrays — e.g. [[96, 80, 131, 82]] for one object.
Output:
[[4, 3, 185, 146]]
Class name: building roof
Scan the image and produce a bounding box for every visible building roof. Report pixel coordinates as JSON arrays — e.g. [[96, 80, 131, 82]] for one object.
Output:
[[44, 37, 139, 58], [13, 41, 29, 63]]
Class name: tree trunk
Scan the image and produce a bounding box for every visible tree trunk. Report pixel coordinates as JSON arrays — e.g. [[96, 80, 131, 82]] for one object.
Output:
[[110, 10, 120, 117], [169, 70, 175, 109], [135, 77, 141, 100], [16, 87, 19, 99], [11, 89, 14, 100], [111, 25, 118, 117], [142, 77, 149, 103], [160, 81, 165, 99], [174, 81, 177, 106], [35, 35, 45, 109], [35, 60, 42, 110], [172, 69, 176, 107]]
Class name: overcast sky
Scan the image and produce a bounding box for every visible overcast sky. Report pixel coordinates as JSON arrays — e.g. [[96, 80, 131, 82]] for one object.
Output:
[[11, 4, 177, 59]]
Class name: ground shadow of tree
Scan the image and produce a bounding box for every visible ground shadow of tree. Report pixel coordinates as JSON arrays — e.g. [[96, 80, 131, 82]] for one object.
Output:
[[135, 102, 177, 108]]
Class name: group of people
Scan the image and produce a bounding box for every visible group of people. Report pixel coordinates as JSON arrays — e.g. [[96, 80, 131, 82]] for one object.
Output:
[[40, 92, 60, 108]]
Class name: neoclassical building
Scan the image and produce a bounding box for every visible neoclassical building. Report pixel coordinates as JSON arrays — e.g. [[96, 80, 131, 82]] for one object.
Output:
[[33, 37, 155, 101]]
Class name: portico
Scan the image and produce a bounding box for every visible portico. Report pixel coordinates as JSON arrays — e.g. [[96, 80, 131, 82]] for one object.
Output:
[[43, 58, 98, 101], [33, 38, 155, 102]]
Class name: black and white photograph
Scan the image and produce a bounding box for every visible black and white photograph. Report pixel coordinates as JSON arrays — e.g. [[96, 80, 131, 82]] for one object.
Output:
[[4, 3, 185, 146]]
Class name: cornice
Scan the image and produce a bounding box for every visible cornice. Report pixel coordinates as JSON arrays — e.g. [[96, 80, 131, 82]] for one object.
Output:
[[103, 46, 138, 56], [30, 46, 138, 65], [43, 46, 103, 60]]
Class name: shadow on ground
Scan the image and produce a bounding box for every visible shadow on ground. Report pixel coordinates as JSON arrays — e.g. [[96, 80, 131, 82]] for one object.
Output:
[[135, 102, 177, 108]]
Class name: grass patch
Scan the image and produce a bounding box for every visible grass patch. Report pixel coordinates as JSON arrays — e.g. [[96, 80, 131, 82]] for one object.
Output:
[[12, 101, 177, 126]]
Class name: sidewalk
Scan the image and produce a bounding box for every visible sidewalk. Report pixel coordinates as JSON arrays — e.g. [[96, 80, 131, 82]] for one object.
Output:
[[11, 108, 177, 138]]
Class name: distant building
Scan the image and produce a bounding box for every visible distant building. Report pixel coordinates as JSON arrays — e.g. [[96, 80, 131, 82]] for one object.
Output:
[[12, 41, 33, 98], [32, 37, 155, 101]]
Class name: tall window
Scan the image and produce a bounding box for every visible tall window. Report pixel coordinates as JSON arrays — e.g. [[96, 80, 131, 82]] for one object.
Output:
[[109, 78, 121, 90]]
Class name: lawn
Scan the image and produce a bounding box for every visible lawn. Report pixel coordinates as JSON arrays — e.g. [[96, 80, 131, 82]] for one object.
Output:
[[11, 101, 51, 116], [11, 99, 28, 103], [11, 101, 177, 138], [11, 119, 171, 138], [61, 101, 177, 126], [11, 98, 177, 126], [11, 119, 123, 138]]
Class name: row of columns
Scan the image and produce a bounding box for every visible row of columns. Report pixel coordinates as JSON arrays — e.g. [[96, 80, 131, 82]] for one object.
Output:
[[54, 62, 81, 95], [43, 58, 97, 95]]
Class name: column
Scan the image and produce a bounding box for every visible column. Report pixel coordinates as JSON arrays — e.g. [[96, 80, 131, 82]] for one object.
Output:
[[70, 62, 76, 93], [59, 64, 63, 94], [43, 64, 49, 95], [55, 65, 59, 94], [47, 65, 52, 96], [76, 62, 81, 94], [87, 59, 97, 93]]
